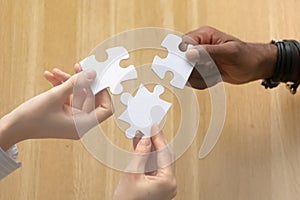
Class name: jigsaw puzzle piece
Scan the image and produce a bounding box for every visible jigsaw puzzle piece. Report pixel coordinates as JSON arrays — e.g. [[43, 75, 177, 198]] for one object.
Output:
[[152, 34, 195, 89], [124, 106, 166, 138], [118, 84, 172, 138], [80, 46, 137, 95]]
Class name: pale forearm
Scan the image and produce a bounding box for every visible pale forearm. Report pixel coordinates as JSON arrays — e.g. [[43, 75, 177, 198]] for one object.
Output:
[[0, 113, 24, 151]]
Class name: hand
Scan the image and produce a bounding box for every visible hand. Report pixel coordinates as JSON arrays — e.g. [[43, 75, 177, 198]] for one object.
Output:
[[0, 64, 112, 151], [181, 26, 277, 89], [43, 64, 113, 135], [113, 125, 177, 200]]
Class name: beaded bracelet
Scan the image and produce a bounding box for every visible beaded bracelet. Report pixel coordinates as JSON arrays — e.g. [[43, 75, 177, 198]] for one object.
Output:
[[262, 40, 300, 94]]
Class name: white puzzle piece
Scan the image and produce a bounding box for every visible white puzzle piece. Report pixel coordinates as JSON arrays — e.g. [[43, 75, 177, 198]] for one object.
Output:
[[118, 84, 172, 138], [80, 46, 137, 95], [152, 34, 196, 89]]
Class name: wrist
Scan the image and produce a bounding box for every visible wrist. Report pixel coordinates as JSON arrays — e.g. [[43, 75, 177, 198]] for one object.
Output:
[[0, 113, 25, 151], [249, 43, 277, 80], [255, 43, 277, 80]]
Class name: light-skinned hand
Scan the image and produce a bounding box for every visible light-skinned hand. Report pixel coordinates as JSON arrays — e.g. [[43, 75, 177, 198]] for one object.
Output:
[[0, 64, 112, 150], [113, 125, 177, 200]]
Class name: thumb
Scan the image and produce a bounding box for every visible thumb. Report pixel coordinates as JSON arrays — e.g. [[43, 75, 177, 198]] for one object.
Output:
[[186, 44, 222, 64], [151, 125, 175, 176], [72, 70, 96, 110], [53, 69, 96, 100], [135, 137, 152, 154], [125, 137, 152, 173], [186, 45, 223, 88], [60, 70, 96, 94]]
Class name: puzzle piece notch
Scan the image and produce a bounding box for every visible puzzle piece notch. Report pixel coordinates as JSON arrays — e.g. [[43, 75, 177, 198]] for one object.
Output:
[[118, 84, 172, 138], [152, 34, 196, 89], [80, 46, 137, 95], [120, 84, 166, 127]]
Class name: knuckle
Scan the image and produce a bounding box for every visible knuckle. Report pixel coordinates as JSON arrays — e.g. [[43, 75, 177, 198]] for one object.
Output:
[[205, 45, 216, 55], [199, 25, 216, 34], [168, 178, 177, 199], [160, 176, 177, 193], [170, 177, 177, 190], [200, 25, 213, 31], [230, 41, 246, 55]]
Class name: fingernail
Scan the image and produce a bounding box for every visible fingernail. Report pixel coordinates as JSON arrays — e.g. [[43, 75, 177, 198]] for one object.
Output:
[[151, 124, 161, 135], [134, 131, 144, 139], [140, 137, 151, 145], [186, 49, 199, 62], [179, 42, 187, 51], [84, 69, 96, 80]]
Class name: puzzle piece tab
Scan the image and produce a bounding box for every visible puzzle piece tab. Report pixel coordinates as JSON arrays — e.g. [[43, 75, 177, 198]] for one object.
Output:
[[118, 84, 172, 138], [152, 34, 195, 89], [80, 46, 137, 95]]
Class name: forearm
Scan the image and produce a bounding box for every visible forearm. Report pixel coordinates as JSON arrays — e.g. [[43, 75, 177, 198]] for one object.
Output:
[[0, 114, 22, 180], [0, 113, 24, 151]]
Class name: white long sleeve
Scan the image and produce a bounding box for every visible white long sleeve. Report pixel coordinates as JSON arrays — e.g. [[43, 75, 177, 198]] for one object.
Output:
[[0, 145, 21, 180]]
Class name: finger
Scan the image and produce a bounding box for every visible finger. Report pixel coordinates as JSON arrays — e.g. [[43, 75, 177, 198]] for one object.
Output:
[[183, 26, 236, 46], [186, 45, 223, 89], [135, 137, 152, 154], [44, 70, 72, 105], [43, 70, 61, 86], [72, 70, 96, 110], [74, 63, 82, 73], [184, 27, 216, 44], [187, 46, 221, 77], [186, 44, 225, 68], [93, 89, 113, 123], [187, 75, 222, 90], [151, 125, 175, 177], [144, 141, 158, 176], [51, 73, 78, 99], [180, 27, 216, 51], [72, 64, 95, 111], [52, 68, 71, 83], [181, 27, 224, 52], [68, 70, 97, 137], [81, 88, 95, 113], [179, 35, 199, 51], [186, 45, 223, 63], [76, 90, 112, 138], [50, 69, 95, 105], [95, 89, 112, 110], [186, 48, 200, 63], [151, 125, 168, 151], [125, 136, 152, 173], [80, 74, 96, 113], [133, 131, 143, 150]]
